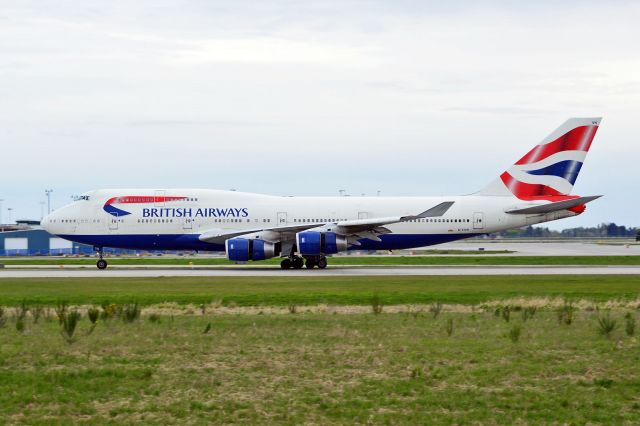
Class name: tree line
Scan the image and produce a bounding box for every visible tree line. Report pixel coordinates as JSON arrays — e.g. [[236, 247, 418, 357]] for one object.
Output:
[[497, 223, 639, 238]]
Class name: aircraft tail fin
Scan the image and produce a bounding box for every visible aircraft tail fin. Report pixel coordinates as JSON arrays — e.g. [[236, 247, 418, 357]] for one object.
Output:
[[477, 117, 602, 199]]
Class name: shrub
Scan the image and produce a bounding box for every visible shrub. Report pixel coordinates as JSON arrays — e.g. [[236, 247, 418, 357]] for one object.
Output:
[[203, 322, 212, 334], [0, 307, 5, 328], [60, 310, 81, 343], [501, 306, 511, 323], [122, 303, 140, 323], [624, 312, 635, 337], [522, 306, 537, 322], [509, 324, 521, 343], [288, 304, 297, 314], [55, 301, 68, 325], [87, 307, 100, 324], [148, 313, 161, 324], [557, 300, 574, 325], [15, 316, 26, 334], [371, 295, 383, 315], [31, 304, 43, 324], [597, 312, 617, 338], [15, 300, 29, 321], [430, 302, 443, 319], [100, 303, 117, 320], [445, 318, 454, 337], [15, 301, 28, 334]]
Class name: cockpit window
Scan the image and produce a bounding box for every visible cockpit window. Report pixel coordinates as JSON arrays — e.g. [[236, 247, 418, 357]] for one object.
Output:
[[72, 195, 90, 201]]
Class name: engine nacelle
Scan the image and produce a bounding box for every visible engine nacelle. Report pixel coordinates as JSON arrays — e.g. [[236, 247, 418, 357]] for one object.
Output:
[[296, 231, 347, 256], [226, 238, 279, 261]]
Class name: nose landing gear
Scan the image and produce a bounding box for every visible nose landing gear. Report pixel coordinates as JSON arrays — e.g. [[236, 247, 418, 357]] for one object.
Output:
[[95, 247, 107, 270]]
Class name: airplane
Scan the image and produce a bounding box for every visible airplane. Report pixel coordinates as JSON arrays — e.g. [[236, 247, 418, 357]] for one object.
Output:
[[41, 117, 602, 270]]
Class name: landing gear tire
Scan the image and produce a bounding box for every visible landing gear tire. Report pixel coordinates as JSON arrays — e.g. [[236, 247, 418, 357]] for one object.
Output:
[[316, 257, 328, 269], [305, 259, 316, 269], [292, 257, 304, 269], [97, 259, 108, 270], [280, 258, 292, 269]]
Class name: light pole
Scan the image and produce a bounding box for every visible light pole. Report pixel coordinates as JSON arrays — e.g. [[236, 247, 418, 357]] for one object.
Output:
[[7, 207, 13, 224], [39, 201, 45, 220], [0, 199, 3, 224], [45, 189, 53, 214]]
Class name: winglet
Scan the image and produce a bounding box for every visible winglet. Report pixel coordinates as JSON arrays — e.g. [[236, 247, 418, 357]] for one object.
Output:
[[411, 201, 455, 219]]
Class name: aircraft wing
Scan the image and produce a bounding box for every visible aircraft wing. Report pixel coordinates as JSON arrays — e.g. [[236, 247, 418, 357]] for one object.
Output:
[[199, 223, 324, 244], [505, 196, 602, 215], [198, 201, 455, 244], [332, 201, 454, 234]]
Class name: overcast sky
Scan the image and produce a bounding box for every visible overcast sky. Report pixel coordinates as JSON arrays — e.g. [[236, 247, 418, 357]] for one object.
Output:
[[1, 0, 638, 229]]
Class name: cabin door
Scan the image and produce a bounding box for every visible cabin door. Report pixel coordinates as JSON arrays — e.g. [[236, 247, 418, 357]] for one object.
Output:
[[277, 212, 287, 225], [108, 213, 119, 230], [473, 212, 484, 230]]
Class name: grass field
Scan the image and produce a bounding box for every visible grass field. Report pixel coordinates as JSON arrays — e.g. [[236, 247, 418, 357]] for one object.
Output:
[[1, 306, 638, 423], [0, 275, 640, 306], [2, 254, 640, 266], [1, 275, 639, 423]]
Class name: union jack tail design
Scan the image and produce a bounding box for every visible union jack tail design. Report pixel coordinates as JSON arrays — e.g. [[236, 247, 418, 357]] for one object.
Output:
[[479, 117, 601, 200]]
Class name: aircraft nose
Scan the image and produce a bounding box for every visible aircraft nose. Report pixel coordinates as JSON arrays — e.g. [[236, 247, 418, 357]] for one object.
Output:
[[41, 213, 54, 234]]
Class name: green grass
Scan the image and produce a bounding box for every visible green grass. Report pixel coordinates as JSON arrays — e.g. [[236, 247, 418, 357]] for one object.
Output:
[[0, 275, 639, 306], [1, 310, 639, 423], [2, 255, 640, 266]]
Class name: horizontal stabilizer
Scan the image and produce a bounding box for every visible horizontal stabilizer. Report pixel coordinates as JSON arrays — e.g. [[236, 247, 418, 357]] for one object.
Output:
[[505, 195, 602, 215]]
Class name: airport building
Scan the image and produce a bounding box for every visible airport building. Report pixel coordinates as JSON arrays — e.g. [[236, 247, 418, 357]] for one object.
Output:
[[0, 221, 93, 256]]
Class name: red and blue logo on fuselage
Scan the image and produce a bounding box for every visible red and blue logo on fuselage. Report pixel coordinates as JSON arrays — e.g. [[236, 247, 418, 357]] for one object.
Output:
[[103, 196, 187, 217]]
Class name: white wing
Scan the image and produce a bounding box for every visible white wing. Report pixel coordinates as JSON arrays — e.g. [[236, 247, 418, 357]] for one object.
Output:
[[198, 201, 455, 245]]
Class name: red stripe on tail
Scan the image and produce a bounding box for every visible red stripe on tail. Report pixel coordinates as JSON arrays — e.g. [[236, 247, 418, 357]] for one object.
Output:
[[500, 172, 581, 201], [515, 125, 598, 165]]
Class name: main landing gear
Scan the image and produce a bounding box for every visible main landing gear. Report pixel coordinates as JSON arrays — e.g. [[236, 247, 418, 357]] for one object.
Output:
[[280, 256, 327, 270], [280, 256, 304, 269], [95, 247, 108, 270]]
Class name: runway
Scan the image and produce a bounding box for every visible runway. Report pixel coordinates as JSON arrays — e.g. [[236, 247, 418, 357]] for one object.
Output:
[[2, 265, 640, 278]]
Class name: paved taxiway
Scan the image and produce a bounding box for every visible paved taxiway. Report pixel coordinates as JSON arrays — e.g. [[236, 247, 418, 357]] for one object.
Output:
[[2, 265, 640, 278], [436, 241, 639, 256]]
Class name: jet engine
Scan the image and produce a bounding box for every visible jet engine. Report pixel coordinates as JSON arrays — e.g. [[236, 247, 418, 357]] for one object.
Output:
[[296, 231, 347, 256], [226, 238, 279, 261]]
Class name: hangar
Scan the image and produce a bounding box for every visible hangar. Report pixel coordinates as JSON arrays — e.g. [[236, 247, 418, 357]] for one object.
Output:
[[0, 221, 93, 256]]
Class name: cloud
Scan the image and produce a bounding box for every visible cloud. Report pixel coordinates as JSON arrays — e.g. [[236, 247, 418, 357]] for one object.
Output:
[[0, 1, 638, 228]]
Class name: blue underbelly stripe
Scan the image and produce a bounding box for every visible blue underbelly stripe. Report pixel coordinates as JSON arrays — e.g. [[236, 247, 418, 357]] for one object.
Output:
[[57, 233, 481, 252]]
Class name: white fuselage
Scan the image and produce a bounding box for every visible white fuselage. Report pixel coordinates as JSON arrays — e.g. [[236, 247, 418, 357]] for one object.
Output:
[[41, 188, 576, 253]]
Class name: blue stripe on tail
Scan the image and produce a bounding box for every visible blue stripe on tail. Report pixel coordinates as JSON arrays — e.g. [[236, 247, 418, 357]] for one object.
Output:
[[525, 160, 583, 185]]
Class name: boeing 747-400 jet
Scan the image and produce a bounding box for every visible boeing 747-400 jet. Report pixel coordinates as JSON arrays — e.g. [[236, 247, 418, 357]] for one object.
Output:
[[42, 117, 602, 269]]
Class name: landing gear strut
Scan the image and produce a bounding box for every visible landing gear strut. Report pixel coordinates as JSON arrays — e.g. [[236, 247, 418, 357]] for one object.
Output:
[[96, 247, 107, 270]]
